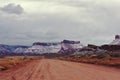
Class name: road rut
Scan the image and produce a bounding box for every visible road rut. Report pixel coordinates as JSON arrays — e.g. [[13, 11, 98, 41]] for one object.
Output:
[[0, 59, 120, 80]]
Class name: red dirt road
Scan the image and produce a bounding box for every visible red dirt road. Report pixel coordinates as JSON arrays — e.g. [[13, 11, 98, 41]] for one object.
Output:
[[0, 59, 120, 80]]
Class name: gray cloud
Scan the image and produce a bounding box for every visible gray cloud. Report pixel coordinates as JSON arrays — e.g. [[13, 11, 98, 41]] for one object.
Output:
[[0, 0, 120, 45], [0, 3, 24, 15]]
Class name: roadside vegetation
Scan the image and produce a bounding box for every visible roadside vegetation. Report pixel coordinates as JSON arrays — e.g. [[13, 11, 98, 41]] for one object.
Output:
[[58, 53, 120, 68], [0, 56, 42, 71]]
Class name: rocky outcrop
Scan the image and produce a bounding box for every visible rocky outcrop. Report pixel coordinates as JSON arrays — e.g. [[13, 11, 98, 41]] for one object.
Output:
[[60, 40, 82, 53], [100, 35, 120, 51], [110, 35, 120, 45], [100, 45, 120, 51], [88, 44, 99, 49]]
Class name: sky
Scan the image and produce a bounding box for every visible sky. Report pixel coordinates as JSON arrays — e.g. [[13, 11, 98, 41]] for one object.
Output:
[[0, 0, 120, 45]]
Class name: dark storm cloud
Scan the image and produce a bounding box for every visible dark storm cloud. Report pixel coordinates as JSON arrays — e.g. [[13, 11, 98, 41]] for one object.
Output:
[[0, 3, 24, 15]]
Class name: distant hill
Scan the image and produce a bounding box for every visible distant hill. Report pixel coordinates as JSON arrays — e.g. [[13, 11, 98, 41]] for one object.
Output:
[[0, 40, 83, 56]]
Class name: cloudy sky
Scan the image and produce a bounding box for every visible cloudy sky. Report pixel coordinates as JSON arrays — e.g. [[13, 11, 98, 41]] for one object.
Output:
[[0, 0, 120, 45]]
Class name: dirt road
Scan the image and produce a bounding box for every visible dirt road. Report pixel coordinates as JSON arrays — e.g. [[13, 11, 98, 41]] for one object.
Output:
[[0, 59, 120, 80]]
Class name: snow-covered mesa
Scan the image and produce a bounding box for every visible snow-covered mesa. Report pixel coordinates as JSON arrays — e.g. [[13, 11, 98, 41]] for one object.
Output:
[[25, 40, 83, 54], [0, 40, 83, 54], [1, 35, 120, 54]]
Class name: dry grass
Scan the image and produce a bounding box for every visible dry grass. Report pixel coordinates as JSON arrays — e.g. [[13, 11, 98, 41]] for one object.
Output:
[[0, 56, 42, 71], [59, 56, 120, 68]]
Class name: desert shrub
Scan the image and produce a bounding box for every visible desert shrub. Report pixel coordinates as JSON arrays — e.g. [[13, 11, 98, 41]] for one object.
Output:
[[89, 53, 110, 59], [110, 53, 120, 57], [0, 66, 7, 71]]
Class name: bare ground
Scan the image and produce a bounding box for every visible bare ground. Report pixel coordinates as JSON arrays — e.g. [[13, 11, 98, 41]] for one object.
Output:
[[0, 59, 120, 80]]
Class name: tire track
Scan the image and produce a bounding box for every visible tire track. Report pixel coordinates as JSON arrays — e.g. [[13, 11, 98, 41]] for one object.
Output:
[[0, 59, 120, 80]]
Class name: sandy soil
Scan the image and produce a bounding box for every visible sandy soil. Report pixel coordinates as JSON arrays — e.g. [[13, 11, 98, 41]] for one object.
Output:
[[0, 59, 120, 80]]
